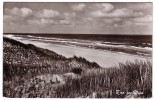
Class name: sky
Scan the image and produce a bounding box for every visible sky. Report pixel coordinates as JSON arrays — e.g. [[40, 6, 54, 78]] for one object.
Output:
[[3, 2, 152, 35]]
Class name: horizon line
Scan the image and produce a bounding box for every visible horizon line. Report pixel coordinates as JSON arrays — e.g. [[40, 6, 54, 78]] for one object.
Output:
[[3, 33, 152, 36]]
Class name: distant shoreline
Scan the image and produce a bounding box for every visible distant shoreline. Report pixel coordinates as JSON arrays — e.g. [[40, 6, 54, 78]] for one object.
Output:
[[4, 34, 152, 58], [3, 33, 153, 36], [43, 41, 152, 59]]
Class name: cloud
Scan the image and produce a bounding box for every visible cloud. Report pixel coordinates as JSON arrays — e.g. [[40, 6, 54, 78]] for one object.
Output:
[[4, 7, 74, 28], [35, 9, 60, 19], [59, 20, 70, 25], [4, 7, 60, 19], [127, 3, 152, 10], [3, 3, 152, 34], [20, 8, 33, 17], [131, 15, 152, 23], [3, 15, 17, 22], [127, 15, 152, 26], [90, 8, 144, 18], [27, 19, 42, 26], [103, 18, 121, 24], [123, 15, 152, 26], [27, 18, 71, 27], [103, 19, 113, 24], [71, 3, 86, 11], [89, 3, 114, 13], [4, 7, 33, 28], [5, 7, 32, 17], [27, 19, 56, 27], [123, 20, 133, 26], [63, 12, 76, 19], [111, 18, 122, 22]]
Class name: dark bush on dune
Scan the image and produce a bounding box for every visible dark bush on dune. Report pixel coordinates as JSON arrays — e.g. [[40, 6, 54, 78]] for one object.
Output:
[[70, 56, 100, 69], [71, 67, 83, 75]]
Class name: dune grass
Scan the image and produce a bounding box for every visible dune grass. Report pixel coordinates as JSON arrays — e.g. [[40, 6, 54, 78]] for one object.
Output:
[[55, 60, 152, 98], [3, 60, 152, 98]]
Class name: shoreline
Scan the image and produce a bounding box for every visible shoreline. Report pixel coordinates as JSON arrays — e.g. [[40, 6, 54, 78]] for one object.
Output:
[[4, 34, 152, 58], [45, 41, 152, 59]]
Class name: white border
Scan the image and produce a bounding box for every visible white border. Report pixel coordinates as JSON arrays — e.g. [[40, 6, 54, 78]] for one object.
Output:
[[0, 0, 154, 100]]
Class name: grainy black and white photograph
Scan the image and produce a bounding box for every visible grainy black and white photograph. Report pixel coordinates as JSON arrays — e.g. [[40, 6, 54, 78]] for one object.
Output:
[[3, 2, 152, 98]]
